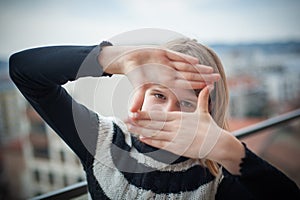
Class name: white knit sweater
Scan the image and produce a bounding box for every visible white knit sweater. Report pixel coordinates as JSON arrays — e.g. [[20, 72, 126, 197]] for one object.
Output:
[[85, 114, 222, 200]]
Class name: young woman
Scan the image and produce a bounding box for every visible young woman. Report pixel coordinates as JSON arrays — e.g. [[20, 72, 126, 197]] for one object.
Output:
[[9, 38, 299, 199]]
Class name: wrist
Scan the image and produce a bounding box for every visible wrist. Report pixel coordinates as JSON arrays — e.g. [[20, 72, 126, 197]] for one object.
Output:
[[98, 44, 141, 75], [209, 130, 245, 175], [98, 43, 120, 75], [98, 46, 114, 74]]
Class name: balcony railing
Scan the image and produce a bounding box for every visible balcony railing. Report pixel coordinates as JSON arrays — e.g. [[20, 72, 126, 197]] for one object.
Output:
[[31, 108, 300, 200]]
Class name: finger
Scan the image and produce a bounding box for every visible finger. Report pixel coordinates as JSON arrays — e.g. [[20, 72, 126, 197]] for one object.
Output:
[[197, 86, 212, 113], [177, 72, 220, 82], [132, 111, 178, 121], [165, 50, 199, 65], [173, 80, 207, 89], [140, 137, 190, 157], [173, 62, 214, 73], [200, 73, 220, 82], [127, 123, 170, 139], [133, 119, 174, 131], [130, 87, 146, 112], [133, 119, 166, 128], [139, 137, 171, 150], [173, 74, 219, 90]]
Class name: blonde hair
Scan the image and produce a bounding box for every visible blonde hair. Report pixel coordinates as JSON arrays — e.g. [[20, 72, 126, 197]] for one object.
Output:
[[162, 38, 229, 176]]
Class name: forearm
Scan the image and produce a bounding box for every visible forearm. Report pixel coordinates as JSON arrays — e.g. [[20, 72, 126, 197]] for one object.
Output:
[[98, 45, 160, 75], [9, 45, 104, 166], [9, 45, 102, 94], [98, 45, 136, 74]]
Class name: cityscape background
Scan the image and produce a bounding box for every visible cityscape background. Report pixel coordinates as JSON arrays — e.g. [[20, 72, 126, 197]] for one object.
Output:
[[1, 40, 299, 200], [0, 0, 300, 199]]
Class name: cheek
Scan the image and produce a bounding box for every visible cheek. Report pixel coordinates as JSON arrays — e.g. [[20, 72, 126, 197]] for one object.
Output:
[[141, 97, 165, 111], [181, 107, 196, 113]]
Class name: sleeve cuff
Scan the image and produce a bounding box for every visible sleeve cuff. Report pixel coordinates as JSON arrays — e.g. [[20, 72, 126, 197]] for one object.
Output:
[[99, 41, 113, 77], [76, 41, 113, 78], [238, 142, 271, 177]]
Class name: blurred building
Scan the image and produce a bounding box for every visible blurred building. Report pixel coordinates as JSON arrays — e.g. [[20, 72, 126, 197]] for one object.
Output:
[[0, 61, 85, 199], [1, 41, 299, 198], [263, 62, 300, 104], [0, 61, 28, 144], [213, 41, 300, 118], [219, 42, 300, 187], [227, 75, 269, 118]]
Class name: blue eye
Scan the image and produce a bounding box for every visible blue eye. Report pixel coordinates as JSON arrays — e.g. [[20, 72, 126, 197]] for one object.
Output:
[[154, 93, 166, 100], [179, 101, 194, 108]]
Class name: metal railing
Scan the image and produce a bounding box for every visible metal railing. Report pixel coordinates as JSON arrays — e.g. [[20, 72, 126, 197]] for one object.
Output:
[[30, 181, 88, 200], [31, 108, 300, 200]]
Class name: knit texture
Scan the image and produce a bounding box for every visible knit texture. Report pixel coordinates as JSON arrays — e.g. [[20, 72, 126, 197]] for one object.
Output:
[[86, 114, 222, 200]]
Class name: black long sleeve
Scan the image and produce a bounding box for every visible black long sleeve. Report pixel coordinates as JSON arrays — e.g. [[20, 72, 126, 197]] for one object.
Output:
[[216, 143, 300, 200], [9, 45, 104, 169]]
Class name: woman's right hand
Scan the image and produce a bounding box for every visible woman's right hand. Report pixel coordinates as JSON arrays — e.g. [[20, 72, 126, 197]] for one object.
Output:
[[98, 46, 220, 112]]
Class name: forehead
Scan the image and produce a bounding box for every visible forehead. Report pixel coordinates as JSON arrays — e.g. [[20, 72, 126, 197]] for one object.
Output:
[[147, 84, 198, 100]]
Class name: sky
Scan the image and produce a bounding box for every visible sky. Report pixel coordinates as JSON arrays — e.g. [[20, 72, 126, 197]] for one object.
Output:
[[0, 0, 300, 59]]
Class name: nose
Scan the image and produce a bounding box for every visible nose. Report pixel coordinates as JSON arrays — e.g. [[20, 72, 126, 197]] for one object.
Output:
[[149, 104, 165, 111], [149, 101, 179, 112], [166, 101, 180, 112]]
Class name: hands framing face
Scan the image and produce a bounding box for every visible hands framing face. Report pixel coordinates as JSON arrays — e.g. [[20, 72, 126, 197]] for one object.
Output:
[[100, 45, 225, 161], [125, 86, 224, 161]]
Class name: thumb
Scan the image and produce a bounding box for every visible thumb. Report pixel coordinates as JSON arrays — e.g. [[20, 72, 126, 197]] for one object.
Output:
[[197, 86, 213, 113], [130, 87, 146, 113]]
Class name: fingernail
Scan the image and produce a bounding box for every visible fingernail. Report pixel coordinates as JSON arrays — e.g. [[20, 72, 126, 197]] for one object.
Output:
[[208, 85, 214, 92], [129, 112, 139, 118], [139, 135, 146, 140]]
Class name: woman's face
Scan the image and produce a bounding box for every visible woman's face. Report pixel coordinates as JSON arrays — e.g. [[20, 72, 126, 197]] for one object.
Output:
[[141, 84, 198, 113]]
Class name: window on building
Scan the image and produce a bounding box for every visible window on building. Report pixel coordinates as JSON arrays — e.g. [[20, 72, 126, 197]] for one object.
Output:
[[60, 150, 65, 163], [0, 98, 9, 141], [30, 121, 46, 135], [63, 175, 68, 187], [77, 177, 84, 182], [48, 172, 54, 185], [33, 146, 49, 159], [33, 169, 40, 183]]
